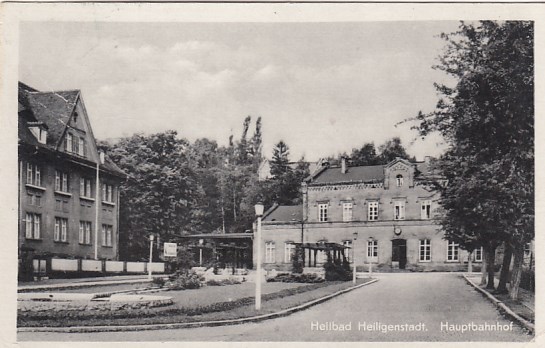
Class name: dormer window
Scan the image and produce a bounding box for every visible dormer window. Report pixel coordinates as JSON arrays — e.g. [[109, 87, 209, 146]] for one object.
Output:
[[28, 125, 47, 145], [396, 174, 404, 187]]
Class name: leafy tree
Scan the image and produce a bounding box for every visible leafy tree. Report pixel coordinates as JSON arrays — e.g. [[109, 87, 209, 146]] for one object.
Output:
[[350, 143, 379, 166], [411, 21, 534, 299], [377, 137, 414, 164]]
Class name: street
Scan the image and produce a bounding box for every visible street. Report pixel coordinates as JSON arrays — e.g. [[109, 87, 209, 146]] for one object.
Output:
[[18, 273, 532, 342]]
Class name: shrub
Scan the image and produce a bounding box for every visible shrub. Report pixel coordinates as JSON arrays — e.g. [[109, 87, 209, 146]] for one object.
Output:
[[520, 269, 535, 292], [165, 269, 204, 290], [152, 277, 165, 288], [292, 246, 304, 274], [324, 258, 352, 281], [266, 272, 324, 283], [205, 278, 242, 286]]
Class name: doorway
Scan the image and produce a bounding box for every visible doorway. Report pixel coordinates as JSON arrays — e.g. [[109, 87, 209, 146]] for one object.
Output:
[[391, 239, 407, 269]]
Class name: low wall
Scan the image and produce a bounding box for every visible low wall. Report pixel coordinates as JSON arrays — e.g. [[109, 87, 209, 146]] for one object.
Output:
[[32, 258, 166, 278]]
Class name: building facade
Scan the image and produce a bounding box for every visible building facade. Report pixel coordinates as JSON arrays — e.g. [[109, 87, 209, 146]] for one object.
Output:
[[255, 157, 484, 271], [18, 82, 125, 268]]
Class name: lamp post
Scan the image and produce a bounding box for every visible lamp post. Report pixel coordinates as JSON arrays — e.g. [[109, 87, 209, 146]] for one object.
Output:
[[199, 239, 204, 266], [148, 234, 154, 280], [254, 203, 264, 310], [352, 232, 358, 284]]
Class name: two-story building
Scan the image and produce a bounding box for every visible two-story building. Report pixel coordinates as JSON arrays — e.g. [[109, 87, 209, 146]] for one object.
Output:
[[18, 82, 126, 272], [255, 157, 481, 272]]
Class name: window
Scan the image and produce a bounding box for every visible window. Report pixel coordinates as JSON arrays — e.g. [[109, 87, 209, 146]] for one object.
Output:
[[342, 202, 353, 222], [367, 239, 378, 259], [102, 224, 113, 247], [447, 241, 459, 261], [396, 174, 404, 187], [80, 178, 93, 198], [343, 240, 352, 262], [25, 213, 41, 239], [419, 239, 431, 262], [55, 170, 69, 192], [26, 163, 41, 187], [54, 217, 68, 242], [78, 137, 85, 156], [394, 200, 405, 220], [318, 203, 328, 222], [368, 201, 379, 221], [284, 242, 295, 263], [317, 240, 328, 263], [66, 133, 73, 153], [27, 192, 42, 207], [65, 134, 86, 157], [265, 242, 275, 263], [79, 221, 92, 245], [421, 200, 432, 219], [102, 183, 114, 203], [473, 247, 483, 262]]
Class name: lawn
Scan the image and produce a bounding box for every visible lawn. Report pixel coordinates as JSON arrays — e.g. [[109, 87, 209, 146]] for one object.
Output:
[[18, 278, 374, 328]]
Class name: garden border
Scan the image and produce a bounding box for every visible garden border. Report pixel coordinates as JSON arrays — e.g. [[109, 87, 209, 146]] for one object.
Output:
[[462, 274, 534, 335], [18, 278, 378, 333]]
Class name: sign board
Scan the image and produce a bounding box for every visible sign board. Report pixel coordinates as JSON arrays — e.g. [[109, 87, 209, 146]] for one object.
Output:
[[164, 242, 177, 257]]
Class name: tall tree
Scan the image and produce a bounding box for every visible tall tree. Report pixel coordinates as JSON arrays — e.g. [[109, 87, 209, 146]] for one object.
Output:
[[270, 140, 291, 178], [377, 137, 413, 164], [350, 142, 379, 166], [411, 21, 534, 299]]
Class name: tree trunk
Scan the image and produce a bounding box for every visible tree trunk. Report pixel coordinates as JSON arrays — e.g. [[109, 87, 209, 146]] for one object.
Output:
[[485, 245, 496, 289], [509, 245, 525, 300], [497, 243, 513, 294], [480, 249, 487, 286]]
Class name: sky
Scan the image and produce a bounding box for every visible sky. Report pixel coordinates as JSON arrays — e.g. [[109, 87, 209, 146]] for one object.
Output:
[[19, 21, 460, 161]]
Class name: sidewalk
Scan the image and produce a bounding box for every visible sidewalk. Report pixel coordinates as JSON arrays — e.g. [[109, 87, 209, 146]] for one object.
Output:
[[466, 274, 534, 312], [18, 274, 165, 292]]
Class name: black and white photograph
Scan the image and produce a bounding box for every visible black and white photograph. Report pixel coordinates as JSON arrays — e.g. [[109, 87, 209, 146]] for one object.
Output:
[[1, 2, 542, 344]]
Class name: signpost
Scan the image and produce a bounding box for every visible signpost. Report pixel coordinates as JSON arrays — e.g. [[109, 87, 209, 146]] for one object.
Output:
[[164, 242, 177, 258]]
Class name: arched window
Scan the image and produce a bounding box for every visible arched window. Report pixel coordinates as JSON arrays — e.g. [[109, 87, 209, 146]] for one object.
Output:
[[396, 174, 404, 187]]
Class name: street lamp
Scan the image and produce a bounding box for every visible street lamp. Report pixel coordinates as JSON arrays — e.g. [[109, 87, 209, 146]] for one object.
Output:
[[254, 203, 264, 310], [199, 239, 204, 266], [352, 232, 358, 284], [148, 234, 154, 280]]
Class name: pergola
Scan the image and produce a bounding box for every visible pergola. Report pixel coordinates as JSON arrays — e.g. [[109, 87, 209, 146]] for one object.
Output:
[[293, 242, 349, 267]]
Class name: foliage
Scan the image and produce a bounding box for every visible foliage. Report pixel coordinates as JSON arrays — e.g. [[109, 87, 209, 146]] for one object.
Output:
[[173, 245, 196, 271], [377, 137, 415, 164], [205, 278, 242, 286], [292, 246, 304, 274], [266, 273, 325, 283], [350, 142, 379, 166], [520, 269, 535, 292], [323, 253, 352, 281], [166, 270, 204, 290], [152, 277, 166, 288], [409, 21, 534, 298]]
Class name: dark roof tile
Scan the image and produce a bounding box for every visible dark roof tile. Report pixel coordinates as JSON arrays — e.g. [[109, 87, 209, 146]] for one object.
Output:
[[311, 165, 385, 184], [263, 205, 303, 222]]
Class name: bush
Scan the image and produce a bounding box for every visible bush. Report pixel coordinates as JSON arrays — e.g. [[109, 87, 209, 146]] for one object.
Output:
[[324, 258, 352, 281], [205, 278, 242, 286], [152, 277, 165, 288], [165, 269, 204, 290], [266, 272, 324, 283], [292, 246, 304, 274]]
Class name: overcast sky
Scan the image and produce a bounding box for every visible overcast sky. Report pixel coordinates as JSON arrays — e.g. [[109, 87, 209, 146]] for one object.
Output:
[[19, 21, 459, 161]]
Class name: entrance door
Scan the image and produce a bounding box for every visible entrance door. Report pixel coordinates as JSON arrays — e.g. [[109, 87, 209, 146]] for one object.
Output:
[[391, 239, 407, 269]]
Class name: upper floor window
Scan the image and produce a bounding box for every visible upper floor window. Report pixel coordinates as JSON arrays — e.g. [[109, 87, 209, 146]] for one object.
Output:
[[284, 242, 295, 263], [54, 217, 68, 242], [368, 201, 379, 221], [27, 192, 42, 207], [55, 170, 69, 192], [394, 200, 405, 220], [65, 133, 86, 157], [25, 213, 41, 239], [265, 241, 275, 263], [318, 203, 328, 222], [102, 224, 113, 247], [102, 183, 114, 203], [26, 163, 42, 187], [80, 178, 93, 198], [447, 241, 459, 261], [421, 200, 432, 219], [396, 174, 404, 187], [342, 202, 353, 222]]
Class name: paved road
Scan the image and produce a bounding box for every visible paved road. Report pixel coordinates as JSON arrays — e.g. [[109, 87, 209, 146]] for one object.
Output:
[[18, 273, 532, 342]]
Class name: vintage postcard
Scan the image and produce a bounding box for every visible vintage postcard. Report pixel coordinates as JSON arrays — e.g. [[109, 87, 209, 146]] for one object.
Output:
[[1, 1, 543, 346]]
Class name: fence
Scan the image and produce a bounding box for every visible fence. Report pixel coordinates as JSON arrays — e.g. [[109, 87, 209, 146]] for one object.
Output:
[[32, 258, 165, 278]]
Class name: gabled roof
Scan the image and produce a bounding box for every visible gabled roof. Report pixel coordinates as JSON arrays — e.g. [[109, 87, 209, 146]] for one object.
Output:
[[262, 205, 303, 223], [310, 164, 385, 184], [24, 90, 80, 148]]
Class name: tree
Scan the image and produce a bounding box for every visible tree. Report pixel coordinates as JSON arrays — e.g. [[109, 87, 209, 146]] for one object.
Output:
[[411, 21, 534, 299], [350, 143, 379, 166], [270, 141, 291, 178], [377, 137, 414, 164]]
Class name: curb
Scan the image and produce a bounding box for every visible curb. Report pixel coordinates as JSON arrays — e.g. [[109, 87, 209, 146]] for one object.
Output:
[[462, 274, 534, 335], [18, 279, 378, 333]]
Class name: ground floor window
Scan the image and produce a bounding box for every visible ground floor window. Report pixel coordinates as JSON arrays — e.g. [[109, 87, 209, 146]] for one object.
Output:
[[79, 221, 92, 245], [265, 241, 275, 263], [25, 213, 41, 239], [343, 240, 352, 262], [419, 239, 431, 262], [473, 247, 483, 262], [367, 239, 378, 260], [446, 241, 459, 261], [102, 224, 113, 247], [54, 217, 68, 242], [284, 242, 295, 263]]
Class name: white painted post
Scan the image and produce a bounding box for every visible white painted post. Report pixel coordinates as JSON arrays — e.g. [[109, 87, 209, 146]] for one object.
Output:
[[148, 235, 154, 280], [255, 203, 264, 310]]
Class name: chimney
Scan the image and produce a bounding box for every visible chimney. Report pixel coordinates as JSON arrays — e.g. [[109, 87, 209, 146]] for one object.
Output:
[[341, 156, 347, 174]]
